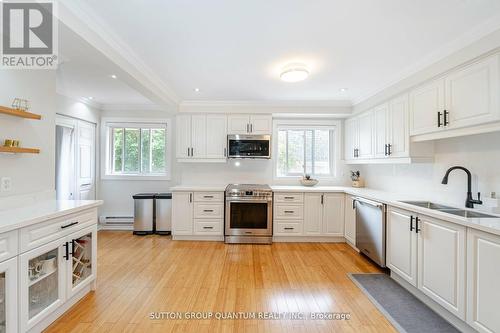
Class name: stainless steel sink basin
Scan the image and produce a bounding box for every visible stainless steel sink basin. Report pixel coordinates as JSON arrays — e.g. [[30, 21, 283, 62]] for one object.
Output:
[[399, 201, 455, 210], [438, 209, 498, 218]]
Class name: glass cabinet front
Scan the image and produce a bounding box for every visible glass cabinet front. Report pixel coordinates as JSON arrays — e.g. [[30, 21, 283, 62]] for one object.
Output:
[[28, 248, 59, 320], [71, 232, 93, 289]]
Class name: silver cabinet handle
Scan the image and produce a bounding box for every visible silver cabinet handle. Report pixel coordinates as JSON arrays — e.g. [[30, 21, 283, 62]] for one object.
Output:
[[224, 147, 227, 157], [203, 226, 214, 229]]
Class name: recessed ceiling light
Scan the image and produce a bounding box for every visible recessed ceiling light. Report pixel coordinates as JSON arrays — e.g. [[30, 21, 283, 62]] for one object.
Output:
[[88, 96, 93, 100], [194, 88, 200, 92], [110, 74, 117, 79], [339, 88, 348, 92], [280, 64, 309, 82]]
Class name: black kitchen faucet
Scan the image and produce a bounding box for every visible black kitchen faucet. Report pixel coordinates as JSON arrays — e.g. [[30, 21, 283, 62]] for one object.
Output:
[[441, 166, 483, 208]]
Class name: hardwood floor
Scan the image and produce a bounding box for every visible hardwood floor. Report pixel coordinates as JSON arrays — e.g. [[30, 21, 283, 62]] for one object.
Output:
[[45, 231, 395, 333]]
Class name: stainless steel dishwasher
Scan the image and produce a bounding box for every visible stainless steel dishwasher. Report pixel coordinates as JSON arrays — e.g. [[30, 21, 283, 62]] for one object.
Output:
[[354, 197, 386, 267]]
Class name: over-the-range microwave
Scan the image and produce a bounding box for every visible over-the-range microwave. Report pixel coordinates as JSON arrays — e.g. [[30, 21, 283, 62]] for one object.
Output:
[[227, 135, 271, 159]]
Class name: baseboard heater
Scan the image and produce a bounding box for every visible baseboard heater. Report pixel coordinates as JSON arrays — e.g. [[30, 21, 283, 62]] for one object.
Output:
[[99, 216, 134, 230]]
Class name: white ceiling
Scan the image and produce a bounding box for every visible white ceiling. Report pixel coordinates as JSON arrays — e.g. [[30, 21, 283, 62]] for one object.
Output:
[[57, 24, 154, 106], [62, 0, 500, 106]]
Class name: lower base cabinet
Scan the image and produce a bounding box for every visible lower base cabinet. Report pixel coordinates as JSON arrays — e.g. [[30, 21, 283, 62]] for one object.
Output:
[[19, 225, 97, 332], [466, 229, 500, 333], [387, 207, 466, 320], [343, 195, 356, 244], [0, 257, 17, 333]]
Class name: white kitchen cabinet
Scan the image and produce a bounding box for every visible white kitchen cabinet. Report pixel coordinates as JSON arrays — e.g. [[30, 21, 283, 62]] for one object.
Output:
[[344, 117, 359, 160], [373, 103, 389, 158], [227, 114, 272, 135], [344, 195, 356, 245], [322, 194, 345, 236], [388, 94, 409, 157], [409, 54, 500, 138], [417, 215, 466, 319], [176, 114, 227, 161], [445, 54, 499, 130], [387, 207, 418, 287], [0, 257, 17, 333], [409, 78, 445, 136], [19, 238, 67, 332], [466, 229, 500, 333], [357, 111, 374, 159], [206, 114, 227, 158], [303, 193, 323, 235], [66, 226, 97, 299], [172, 192, 194, 235]]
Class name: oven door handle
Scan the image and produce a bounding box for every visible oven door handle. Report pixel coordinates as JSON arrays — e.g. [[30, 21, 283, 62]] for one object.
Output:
[[226, 199, 272, 204]]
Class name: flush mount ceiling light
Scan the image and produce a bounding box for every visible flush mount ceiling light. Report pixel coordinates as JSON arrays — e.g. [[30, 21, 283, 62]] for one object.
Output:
[[193, 88, 200, 92], [339, 88, 348, 92], [280, 64, 309, 82], [110, 74, 117, 79]]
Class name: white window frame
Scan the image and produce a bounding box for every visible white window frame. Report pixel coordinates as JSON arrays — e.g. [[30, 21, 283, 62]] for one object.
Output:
[[101, 117, 172, 180], [273, 119, 341, 181]]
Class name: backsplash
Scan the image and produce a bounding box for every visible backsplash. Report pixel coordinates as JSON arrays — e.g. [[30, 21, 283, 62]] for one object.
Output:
[[359, 131, 500, 210]]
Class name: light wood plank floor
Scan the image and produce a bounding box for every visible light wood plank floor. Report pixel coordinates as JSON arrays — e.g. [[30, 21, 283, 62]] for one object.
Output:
[[45, 231, 395, 333]]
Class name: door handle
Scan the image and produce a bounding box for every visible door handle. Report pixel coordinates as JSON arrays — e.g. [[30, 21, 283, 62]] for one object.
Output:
[[61, 221, 79, 229], [284, 210, 295, 213], [410, 216, 415, 231], [443, 110, 449, 126], [63, 242, 69, 260], [203, 226, 214, 229], [203, 209, 214, 212], [387, 144, 392, 156], [224, 147, 227, 157], [437, 111, 442, 127], [284, 196, 295, 200], [203, 195, 214, 198], [352, 199, 356, 209], [284, 227, 294, 230], [189, 193, 192, 203], [384, 144, 388, 156], [250, 124, 253, 133], [415, 216, 421, 233], [321, 194, 324, 205], [246, 124, 249, 133]]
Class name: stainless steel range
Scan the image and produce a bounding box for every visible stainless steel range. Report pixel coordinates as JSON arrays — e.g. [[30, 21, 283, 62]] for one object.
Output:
[[225, 184, 273, 244]]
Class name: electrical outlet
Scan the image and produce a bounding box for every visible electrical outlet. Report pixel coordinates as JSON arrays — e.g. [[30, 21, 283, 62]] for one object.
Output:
[[1, 177, 12, 192]]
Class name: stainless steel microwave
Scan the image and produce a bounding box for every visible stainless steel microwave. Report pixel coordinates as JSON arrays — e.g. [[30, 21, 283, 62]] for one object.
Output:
[[227, 135, 271, 159]]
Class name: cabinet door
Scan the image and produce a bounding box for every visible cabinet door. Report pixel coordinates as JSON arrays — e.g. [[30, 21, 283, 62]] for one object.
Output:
[[417, 215, 466, 319], [386, 208, 417, 287], [227, 115, 250, 134], [344, 117, 359, 160], [172, 192, 193, 235], [357, 111, 373, 159], [206, 114, 227, 158], [67, 226, 97, 299], [249, 114, 272, 134], [445, 55, 500, 130], [19, 238, 66, 332], [409, 78, 444, 136], [373, 104, 389, 158], [303, 193, 323, 235], [344, 195, 356, 245], [322, 193, 345, 236], [388, 95, 409, 157], [191, 115, 207, 158], [176, 115, 191, 158], [466, 229, 500, 333], [0, 257, 17, 333]]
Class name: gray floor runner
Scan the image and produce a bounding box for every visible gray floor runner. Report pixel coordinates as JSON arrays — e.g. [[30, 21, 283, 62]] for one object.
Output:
[[349, 273, 460, 333]]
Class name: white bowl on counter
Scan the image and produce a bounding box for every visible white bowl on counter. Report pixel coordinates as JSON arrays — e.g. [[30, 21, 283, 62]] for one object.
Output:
[[300, 179, 319, 186]]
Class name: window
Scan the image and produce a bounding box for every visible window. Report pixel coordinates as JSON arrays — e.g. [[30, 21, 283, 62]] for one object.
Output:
[[104, 120, 169, 179], [275, 123, 337, 178]]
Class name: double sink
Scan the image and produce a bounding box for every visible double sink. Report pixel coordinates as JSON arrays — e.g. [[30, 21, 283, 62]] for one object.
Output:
[[400, 201, 497, 218]]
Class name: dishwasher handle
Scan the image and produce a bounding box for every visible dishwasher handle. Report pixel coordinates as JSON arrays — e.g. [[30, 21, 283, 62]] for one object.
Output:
[[353, 197, 385, 209]]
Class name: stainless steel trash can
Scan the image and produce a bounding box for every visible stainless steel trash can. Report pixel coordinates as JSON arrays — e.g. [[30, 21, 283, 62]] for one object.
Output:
[[133, 193, 155, 235], [155, 193, 172, 235]]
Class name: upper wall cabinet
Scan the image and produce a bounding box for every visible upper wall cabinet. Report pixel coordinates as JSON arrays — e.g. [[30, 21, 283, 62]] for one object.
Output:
[[176, 114, 227, 162], [228, 114, 272, 135], [410, 54, 500, 139]]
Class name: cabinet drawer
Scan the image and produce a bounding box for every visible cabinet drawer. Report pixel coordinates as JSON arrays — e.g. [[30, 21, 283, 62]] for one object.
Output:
[[0, 230, 18, 262], [194, 192, 224, 202], [194, 203, 224, 219], [19, 208, 97, 252], [274, 193, 304, 203], [274, 222, 303, 235], [274, 205, 304, 220], [194, 220, 222, 234]]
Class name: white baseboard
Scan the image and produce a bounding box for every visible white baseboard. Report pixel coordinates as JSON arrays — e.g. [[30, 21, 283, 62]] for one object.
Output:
[[98, 223, 134, 231], [272, 236, 345, 243], [172, 235, 224, 241], [390, 272, 475, 333]]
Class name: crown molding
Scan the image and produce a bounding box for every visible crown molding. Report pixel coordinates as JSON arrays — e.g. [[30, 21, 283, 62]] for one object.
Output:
[[181, 100, 352, 108], [100, 103, 168, 112], [57, 1, 180, 108]]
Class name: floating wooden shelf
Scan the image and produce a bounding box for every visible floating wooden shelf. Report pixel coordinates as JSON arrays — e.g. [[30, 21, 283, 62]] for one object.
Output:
[[0, 146, 40, 154], [0, 106, 41, 120]]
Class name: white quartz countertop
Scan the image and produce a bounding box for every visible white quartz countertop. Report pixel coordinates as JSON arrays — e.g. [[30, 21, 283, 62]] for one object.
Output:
[[0, 200, 103, 234], [171, 184, 500, 236], [170, 185, 228, 191]]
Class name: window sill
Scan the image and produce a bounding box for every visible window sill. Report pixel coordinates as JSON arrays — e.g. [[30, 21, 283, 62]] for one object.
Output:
[[101, 174, 171, 181]]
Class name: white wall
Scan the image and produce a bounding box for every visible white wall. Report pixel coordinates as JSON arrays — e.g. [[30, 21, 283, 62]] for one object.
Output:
[[56, 94, 100, 124], [98, 108, 177, 217], [359, 131, 500, 209], [0, 70, 56, 199]]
